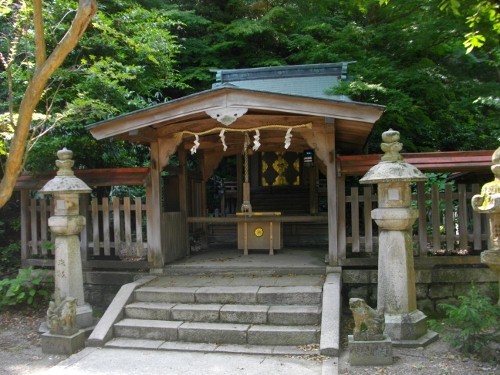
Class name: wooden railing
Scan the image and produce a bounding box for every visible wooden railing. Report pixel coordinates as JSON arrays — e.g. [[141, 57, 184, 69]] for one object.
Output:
[[338, 181, 488, 260], [20, 192, 148, 269]]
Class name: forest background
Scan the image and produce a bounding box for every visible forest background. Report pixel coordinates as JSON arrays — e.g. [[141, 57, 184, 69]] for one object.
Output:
[[0, 0, 498, 272]]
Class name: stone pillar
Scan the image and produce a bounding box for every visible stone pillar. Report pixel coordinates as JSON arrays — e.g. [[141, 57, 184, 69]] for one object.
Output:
[[360, 129, 438, 347], [39, 148, 93, 329], [471, 146, 500, 305]]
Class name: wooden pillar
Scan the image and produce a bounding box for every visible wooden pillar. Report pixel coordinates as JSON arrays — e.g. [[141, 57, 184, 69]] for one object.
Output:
[[236, 154, 243, 210], [146, 141, 164, 271], [178, 149, 190, 255], [327, 147, 339, 266], [303, 121, 338, 266], [337, 175, 346, 262]]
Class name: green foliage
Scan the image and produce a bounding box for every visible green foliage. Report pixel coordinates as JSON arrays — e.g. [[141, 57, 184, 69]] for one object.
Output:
[[1, 0, 498, 174], [0, 267, 52, 308], [0, 242, 20, 273], [430, 283, 500, 358]]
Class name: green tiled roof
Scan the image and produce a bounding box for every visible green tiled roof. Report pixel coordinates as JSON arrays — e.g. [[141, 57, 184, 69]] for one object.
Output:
[[212, 62, 355, 101]]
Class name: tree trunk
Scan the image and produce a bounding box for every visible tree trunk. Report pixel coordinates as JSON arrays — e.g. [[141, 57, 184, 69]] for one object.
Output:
[[0, 0, 97, 208]]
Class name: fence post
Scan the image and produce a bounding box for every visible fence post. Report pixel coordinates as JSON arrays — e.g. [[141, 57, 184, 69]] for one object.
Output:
[[20, 190, 29, 267], [80, 194, 90, 269]]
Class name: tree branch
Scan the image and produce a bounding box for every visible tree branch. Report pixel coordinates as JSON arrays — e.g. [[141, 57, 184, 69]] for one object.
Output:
[[33, 0, 46, 67], [0, 0, 97, 208]]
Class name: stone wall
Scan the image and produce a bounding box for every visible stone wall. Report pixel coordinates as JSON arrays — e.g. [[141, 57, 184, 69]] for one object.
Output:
[[342, 265, 497, 316], [83, 271, 148, 311]]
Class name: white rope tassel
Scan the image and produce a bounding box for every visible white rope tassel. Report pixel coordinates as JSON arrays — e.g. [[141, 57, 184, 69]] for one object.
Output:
[[252, 129, 261, 151], [284, 127, 293, 149], [219, 129, 227, 151], [190, 134, 200, 155]]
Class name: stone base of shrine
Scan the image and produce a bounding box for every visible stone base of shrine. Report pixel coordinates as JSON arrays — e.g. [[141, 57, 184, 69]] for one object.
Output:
[[76, 303, 94, 329], [385, 310, 439, 347], [41, 329, 86, 355]]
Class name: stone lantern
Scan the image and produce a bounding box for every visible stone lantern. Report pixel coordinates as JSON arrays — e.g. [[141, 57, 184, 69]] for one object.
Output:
[[471, 146, 500, 305], [39, 148, 93, 331], [360, 129, 437, 346]]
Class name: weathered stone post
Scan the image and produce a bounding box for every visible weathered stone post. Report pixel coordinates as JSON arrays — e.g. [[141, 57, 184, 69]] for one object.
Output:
[[39, 148, 92, 354], [360, 129, 437, 346], [471, 146, 500, 305]]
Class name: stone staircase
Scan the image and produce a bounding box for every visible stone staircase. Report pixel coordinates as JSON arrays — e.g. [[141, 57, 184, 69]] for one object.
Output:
[[97, 278, 325, 355]]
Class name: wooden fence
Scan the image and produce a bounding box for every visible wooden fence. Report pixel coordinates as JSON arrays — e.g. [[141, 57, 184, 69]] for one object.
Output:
[[20, 192, 148, 269], [338, 181, 488, 259], [20, 181, 488, 269]]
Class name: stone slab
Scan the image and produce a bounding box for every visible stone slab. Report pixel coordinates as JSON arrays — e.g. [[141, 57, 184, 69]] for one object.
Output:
[[247, 325, 319, 346], [114, 319, 181, 341], [135, 287, 196, 303], [159, 341, 218, 352], [391, 330, 439, 348], [41, 329, 86, 355], [105, 337, 164, 350], [320, 272, 341, 356], [219, 304, 269, 324], [195, 286, 259, 304], [348, 335, 393, 366], [178, 322, 249, 344], [268, 305, 321, 325], [125, 302, 176, 320], [171, 303, 222, 322], [257, 286, 322, 305]]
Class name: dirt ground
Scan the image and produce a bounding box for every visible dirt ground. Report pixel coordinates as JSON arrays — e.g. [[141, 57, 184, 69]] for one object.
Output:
[[0, 308, 498, 375]]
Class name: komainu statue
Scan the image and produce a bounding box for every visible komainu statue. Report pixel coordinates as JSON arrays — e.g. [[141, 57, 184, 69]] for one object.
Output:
[[46, 296, 78, 336], [349, 298, 385, 341]]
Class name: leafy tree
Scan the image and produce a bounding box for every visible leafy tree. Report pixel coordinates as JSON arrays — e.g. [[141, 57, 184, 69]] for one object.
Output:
[[0, 0, 97, 208], [1, 0, 185, 177], [161, 0, 498, 152], [381, 0, 499, 53]]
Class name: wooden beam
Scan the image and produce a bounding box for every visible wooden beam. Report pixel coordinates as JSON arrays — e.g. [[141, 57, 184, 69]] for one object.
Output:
[[339, 150, 494, 175], [15, 168, 150, 190], [158, 134, 182, 169], [156, 114, 319, 137], [201, 152, 224, 182]]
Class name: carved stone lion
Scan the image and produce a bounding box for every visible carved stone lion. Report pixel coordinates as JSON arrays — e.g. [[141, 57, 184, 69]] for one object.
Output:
[[46, 296, 78, 336], [349, 298, 385, 341]]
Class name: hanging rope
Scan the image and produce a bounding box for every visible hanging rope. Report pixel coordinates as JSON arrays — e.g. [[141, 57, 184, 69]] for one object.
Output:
[[185, 122, 312, 154], [243, 132, 250, 183]]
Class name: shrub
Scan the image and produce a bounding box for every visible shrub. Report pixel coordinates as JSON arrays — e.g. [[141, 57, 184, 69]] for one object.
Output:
[[0, 267, 53, 308], [430, 283, 499, 359], [0, 242, 21, 274]]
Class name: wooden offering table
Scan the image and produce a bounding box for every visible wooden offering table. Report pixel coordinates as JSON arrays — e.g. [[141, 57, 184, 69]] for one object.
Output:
[[236, 212, 282, 255]]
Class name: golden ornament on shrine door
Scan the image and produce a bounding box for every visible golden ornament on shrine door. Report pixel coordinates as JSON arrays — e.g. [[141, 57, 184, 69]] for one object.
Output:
[[254, 227, 264, 237]]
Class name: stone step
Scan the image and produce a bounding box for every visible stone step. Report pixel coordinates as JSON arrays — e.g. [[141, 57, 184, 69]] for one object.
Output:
[[104, 337, 320, 356], [114, 319, 319, 346], [125, 302, 321, 325], [134, 285, 322, 305]]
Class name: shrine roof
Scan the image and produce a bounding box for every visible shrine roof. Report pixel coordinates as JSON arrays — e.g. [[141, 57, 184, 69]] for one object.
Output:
[[212, 62, 354, 101]]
